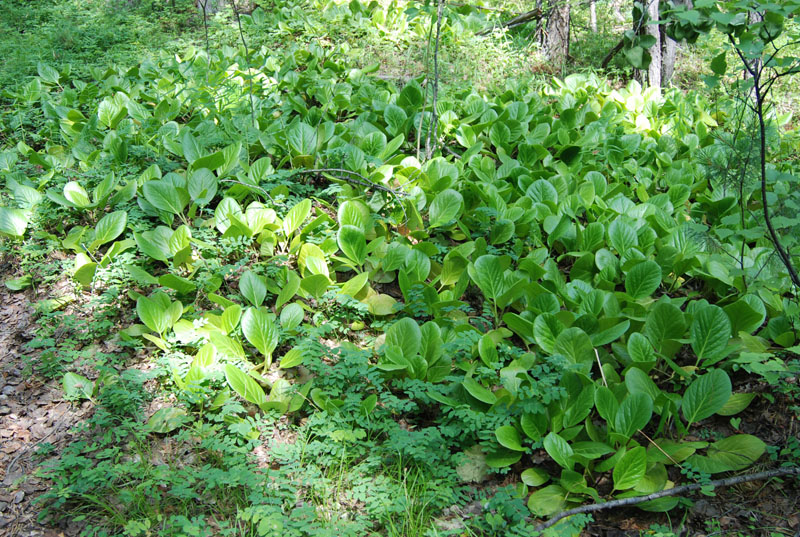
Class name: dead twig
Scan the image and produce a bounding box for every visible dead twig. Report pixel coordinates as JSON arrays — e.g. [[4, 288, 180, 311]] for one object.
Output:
[[532, 467, 800, 532]]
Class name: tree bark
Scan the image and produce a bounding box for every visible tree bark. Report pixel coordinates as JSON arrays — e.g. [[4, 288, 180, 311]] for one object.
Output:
[[589, 0, 597, 32], [645, 0, 661, 87], [545, 0, 570, 66]]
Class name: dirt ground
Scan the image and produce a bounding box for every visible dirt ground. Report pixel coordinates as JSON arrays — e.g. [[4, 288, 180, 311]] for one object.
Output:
[[0, 282, 91, 537]]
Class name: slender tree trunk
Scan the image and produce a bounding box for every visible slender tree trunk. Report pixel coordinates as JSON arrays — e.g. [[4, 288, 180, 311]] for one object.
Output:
[[646, 0, 661, 87], [589, 0, 597, 32], [661, 31, 677, 84], [545, 0, 570, 67]]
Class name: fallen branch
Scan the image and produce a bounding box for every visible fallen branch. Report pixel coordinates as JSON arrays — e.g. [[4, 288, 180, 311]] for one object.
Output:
[[600, 38, 625, 68], [291, 168, 404, 196], [533, 466, 800, 532], [477, 8, 543, 36]]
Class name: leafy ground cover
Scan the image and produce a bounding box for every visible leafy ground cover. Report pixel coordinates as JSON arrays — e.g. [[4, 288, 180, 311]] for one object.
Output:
[[1, 1, 799, 536]]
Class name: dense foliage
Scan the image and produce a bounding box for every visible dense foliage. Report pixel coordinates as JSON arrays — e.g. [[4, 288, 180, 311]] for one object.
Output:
[[1, 0, 799, 536]]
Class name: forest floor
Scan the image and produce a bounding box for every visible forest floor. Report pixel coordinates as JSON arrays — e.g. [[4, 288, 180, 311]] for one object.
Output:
[[1, 254, 799, 537]]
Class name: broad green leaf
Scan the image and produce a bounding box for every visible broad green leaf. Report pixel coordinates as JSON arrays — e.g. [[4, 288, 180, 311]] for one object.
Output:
[[716, 392, 755, 416], [64, 181, 92, 208], [690, 305, 732, 362], [224, 364, 267, 407], [280, 348, 304, 369], [527, 485, 567, 517], [533, 313, 564, 354], [240, 270, 267, 307], [613, 446, 647, 490], [428, 189, 463, 228], [682, 369, 731, 425], [276, 270, 301, 309], [608, 219, 637, 254], [158, 274, 196, 295], [209, 332, 246, 360], [543, 432, 574, 470], [242, 307, 279, 361], [188, 168, 218, 206], [723, 296, 766, 336], [287, 122, 318, 155], [143, 180, 189, 215], [468, 255, 506, 300], [553, 327, 593, 365], [521, 468, 550, 487], [0, 207, 29, 237], [146, 407, 188, 434], [91, 210, 127, 250], [221, 304, 242, 334], [337, 225, 367, 265], [625, 260, 661, 300], [63, 372, 94, 400], [137, 295, 168, 334], [614, 392, 653, 438], [625, 368, 661, 402], [283, 199, 312, 237], [300, 274, 330, 299], [280, 302, 304, 330], [463, 377, 497, 404], [385, 317, 421, 359], [644, 301, 686, 351], [706, 434, 765, 471], [595, 385, 619, 423], [5, 275, 33, 291], [495, 426, 525, 452]]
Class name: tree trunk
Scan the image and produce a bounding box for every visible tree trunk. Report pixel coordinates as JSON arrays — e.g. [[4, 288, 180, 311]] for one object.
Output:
[[635, 0, 661, 87], [545, 0, 570, 66], [661, 31, 677, 85], [589, 0, 597, 33]]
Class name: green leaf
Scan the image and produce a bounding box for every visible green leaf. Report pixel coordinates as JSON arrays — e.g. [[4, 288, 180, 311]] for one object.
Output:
[[158, 274, 197, 295], [463, 377, 497, 404], [682, 369, 731, 426], [146, 407, 188, 434], [209, 332, 246, 360], [300, 274, 330, 299], [276, 270, 301, 309], [495, 426, 525, 452], [553, 327, 594, 365], [337, 225, 367, 265], [723, 296, 766, 336], [710, 52, 727, 75], [63, 372, 94, 400], [221, 304, 242, 334], [716, 392, 755, 416], [595, 385, 619, 423], [614, 392, 653, 438], [242, 307, 279, 362], [137, 295, 168, 334], [384, 104, 407, 135], [188, 168, 218, 206], [543, 432, 574, 470], [91, 210, 127, 250], [625, 368, 661, 402], [283, 199, 312, 237], [625, 260, 662, 300], [386, 317, 421, 359], [521, 468, 550, 487], [533, 313, 564, 354], [224, 364, 267, 407], [428, 189, 463, 228], [644, 301, 686, 352], [5, 275, 33, 291], [287, 122, 318, 155], [240, 270, 267, 307], [690, 305, 731, 362], [143, 180, 189, 215], [0, 207, 29, 237], [527, 484, 567, 517], [613, 446, 647, 490], [608, 219, 637, 254], [280, 303, 304, 330], [182, 130, 202, 163], [706, 434, 766, 471], [468, 255, 506, 300], [279, 348, 304, 369]]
